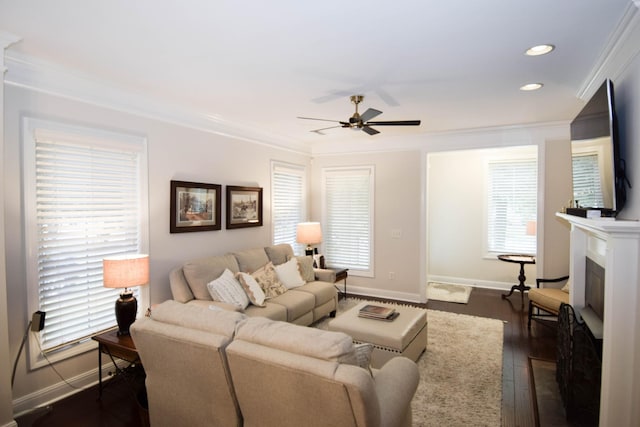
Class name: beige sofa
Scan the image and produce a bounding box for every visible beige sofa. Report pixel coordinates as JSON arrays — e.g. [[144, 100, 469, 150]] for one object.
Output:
[[169, 244, 338, 325], [131, 300, 420, 427]]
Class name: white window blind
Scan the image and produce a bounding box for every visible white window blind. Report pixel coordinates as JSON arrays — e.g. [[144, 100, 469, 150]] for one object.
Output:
[[487, 159, 537, 254], [271, 162, 305, 254], [322, 166, 374, 276], [572, 153, 604, 208], [24, 119, 148, 360]]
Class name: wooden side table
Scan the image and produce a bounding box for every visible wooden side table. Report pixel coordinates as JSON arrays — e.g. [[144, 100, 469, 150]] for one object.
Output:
[[330, 268, 348, 299], [92, 329, 141, 398], [498, 254, 536, 307]]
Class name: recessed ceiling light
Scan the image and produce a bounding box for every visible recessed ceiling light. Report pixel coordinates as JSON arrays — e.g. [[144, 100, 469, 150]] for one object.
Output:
[[520, 83, 544, 91], [525, 44, 555, 56]]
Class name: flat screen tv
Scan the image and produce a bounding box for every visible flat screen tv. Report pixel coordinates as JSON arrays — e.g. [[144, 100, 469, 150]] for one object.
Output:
[[570, 79, 629, 217]]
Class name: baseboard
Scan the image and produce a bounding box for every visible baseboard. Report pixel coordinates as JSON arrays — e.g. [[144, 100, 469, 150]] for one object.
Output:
[[347, 277, 531, 304], [12, 359, 128, 416], [427, 275, 531, 292]]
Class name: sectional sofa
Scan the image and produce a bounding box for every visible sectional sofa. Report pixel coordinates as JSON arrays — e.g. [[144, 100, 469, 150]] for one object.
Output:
[[130, 300, 420, 427], [169, 243, 338, 324]]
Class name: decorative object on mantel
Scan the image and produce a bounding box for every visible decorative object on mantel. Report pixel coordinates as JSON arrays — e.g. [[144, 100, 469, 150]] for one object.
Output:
[[226, 186, 263, 229], [296, 222, 322, 256], [170, 180, 221, 233], [103, 254, 149, 336]]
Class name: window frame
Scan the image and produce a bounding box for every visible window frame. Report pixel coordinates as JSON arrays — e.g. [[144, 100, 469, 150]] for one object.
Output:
[[484, 151, 537, 257], [23, 117, 149, 368], [321, 165, 375, 277], [270, 160, 307, 254]]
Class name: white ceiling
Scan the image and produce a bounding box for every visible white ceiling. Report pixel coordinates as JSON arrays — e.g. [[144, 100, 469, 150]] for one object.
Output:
[[0, 0, 634, 150]]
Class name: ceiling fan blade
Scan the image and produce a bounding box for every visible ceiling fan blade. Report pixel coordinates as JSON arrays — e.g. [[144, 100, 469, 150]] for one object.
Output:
[[365, 120, 421, 126], [362, 126, 380, 136], [310, 125, 344, 135], [359, 108, 383, 123], [297, 116, 341, 123]]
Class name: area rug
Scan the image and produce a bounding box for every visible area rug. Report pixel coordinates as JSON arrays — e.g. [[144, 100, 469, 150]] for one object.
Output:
[[316, 298, 504, 426], [529, 357, 568, 427], [426, 282, 472, 304]]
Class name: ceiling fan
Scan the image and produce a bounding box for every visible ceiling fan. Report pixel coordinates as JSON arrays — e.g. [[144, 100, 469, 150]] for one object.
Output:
[[297, 95, 421, 135]]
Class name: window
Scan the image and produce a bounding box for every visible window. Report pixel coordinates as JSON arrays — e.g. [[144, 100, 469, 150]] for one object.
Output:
[[572, 153, 604, 208], [321, 166, 374, 277], [487, 158, 537, 255], [23, 118, 149, 366], [271, 162, 306, 254]]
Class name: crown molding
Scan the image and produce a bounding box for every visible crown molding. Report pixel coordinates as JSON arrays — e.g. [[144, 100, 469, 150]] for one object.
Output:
[[3, 51, 311, 155], [0, 31, 21, 73], [578, 2, 640, 99], [311, 121, 569, 157]]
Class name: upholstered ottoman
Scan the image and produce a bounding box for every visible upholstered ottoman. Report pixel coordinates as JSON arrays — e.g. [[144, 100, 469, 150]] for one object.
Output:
[[328, 301, 428, 368]]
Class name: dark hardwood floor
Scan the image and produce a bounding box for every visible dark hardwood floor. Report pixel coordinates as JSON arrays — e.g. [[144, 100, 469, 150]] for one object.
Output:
[[16, 288, 557, 427]]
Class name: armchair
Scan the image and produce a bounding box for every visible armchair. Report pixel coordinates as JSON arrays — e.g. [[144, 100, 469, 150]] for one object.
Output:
[[527, 275, 570, 329]]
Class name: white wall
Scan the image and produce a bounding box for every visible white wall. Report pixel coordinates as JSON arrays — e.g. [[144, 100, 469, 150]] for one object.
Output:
[[3, 85, 310, 410], [310, 151, 423, 302]]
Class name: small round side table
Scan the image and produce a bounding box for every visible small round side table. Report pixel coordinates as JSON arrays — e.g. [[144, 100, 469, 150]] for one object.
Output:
[[498, 254, 536, 307]]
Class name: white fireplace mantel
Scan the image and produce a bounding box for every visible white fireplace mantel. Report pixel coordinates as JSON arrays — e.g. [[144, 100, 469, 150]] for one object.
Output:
[[557, 213, 640, 426]]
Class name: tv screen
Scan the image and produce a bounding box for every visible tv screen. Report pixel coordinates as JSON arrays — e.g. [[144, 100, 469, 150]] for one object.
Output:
[[570, 79, 628, 216]]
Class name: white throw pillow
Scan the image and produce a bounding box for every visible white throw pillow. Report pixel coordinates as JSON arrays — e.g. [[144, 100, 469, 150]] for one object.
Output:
[[207, 269, 249, 309], [236, 272, 267, 307], [274, 258, 305, 289]]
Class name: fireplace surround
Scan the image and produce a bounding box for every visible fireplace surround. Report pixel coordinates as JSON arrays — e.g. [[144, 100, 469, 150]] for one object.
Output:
[[557, 213, 640, 426]]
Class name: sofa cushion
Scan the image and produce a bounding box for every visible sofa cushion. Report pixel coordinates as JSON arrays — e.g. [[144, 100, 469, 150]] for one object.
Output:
[[529, 287, 570, 313], [274, 258, 305, 289], [206, 269, 249, 309], [234, 248, 269, 273], [244, 302, 288, 321], [294, 281, 337, 306], [252, 262, 288, 299], [268, 290, 315, 322], [264, 244, 294, 266], [294, 256, 315, 282], [182, 254, 240, 301], [150, 300, 245, 336], [236, 272, 266, 307], [234, 316, 355, 362]]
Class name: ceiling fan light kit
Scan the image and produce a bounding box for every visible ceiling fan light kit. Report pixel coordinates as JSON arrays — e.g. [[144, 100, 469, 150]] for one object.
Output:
[[298, 95, 421, 135]]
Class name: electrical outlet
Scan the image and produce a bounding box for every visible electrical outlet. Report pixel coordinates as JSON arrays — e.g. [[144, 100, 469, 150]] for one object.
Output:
[[31, 311, 46, 332]]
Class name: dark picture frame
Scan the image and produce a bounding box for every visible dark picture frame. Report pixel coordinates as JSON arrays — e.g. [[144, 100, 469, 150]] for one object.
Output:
[[170, 180, 222, 233], [226, 186, 263, 229]]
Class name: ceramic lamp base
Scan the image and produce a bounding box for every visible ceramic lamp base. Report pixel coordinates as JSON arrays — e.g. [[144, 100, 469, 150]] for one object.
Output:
[[115, 291, 137, 336]]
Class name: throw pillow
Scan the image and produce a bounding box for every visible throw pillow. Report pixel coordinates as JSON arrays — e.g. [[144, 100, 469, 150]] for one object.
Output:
[[353, 343, 374, 376], [295, 255, 315, 282], [274, 258, 305, 289], [206, 268, 250, 309], [252, 262, 288, 299], [236, 272, 267, 307]]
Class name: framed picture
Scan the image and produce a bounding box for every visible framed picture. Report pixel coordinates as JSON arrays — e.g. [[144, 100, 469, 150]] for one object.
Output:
[[170, 180, 222, 233], [226, 186, 263, 229]]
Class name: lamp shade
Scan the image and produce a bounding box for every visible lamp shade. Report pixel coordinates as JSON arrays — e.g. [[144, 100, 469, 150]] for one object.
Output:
[[103, 254, 149, 289], [526, 220, 537, 236], [296, 222, 322, 245]]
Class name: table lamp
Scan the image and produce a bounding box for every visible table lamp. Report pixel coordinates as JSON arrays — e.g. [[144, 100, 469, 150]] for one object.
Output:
[[296, 222, 322, 256], [103, 254, 149, 336]]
